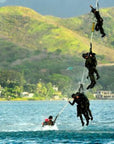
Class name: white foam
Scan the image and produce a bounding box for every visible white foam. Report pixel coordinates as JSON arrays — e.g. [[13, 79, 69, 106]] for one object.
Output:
[[41, 124, 58, 131]]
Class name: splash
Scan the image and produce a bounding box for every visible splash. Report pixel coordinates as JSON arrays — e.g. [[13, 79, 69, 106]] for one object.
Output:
[[41, 124, 58, 131]]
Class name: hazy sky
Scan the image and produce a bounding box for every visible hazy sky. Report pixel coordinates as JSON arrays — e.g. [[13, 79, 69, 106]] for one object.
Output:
[[0, 0, 114, 17], [0, 0, 6, 3]]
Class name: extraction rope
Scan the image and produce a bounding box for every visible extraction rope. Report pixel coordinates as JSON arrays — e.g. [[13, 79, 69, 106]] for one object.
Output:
[[96, 0, 99, 10], [77, 0, 98, 92], [54, 102, 69, 123], [90, 0, 100, 52], [58, 102, 69, 116], [77, 22, 95, 92], [76, 64, 87, 93], [90, 22, 95, 52]]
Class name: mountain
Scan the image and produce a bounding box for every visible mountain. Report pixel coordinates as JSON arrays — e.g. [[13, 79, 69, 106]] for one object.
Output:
[[0, 6, 114, 93], [0, 6, 114, 61], [56, 7, 114, 49], [0, 0, 114, 17]]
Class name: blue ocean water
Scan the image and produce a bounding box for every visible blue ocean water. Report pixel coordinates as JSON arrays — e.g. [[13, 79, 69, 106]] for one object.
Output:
[[0, 100, 114, 144]]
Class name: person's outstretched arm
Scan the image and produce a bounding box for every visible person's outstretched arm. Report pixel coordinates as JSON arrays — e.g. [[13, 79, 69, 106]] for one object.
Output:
[[90, 5, 93, 9], [69, 100, 75, 105], [90, 5, 96, 13], [53, 115, 58, 125]]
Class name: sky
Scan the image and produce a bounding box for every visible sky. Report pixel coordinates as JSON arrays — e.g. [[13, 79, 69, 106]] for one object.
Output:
[[0, 0, 114, 17]]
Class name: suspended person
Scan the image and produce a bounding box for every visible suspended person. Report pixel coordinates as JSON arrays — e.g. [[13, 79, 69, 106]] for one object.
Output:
[[90, 5, 106, 37], [69, 92, 93, 126], [82, 52, 100, 89], [78, 92, 93, 121], [42, 115, 57, 127]]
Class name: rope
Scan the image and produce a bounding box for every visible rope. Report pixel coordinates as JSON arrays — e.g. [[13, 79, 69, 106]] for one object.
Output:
[[77, 7, 96, 92], [54, 102, 69, 123], [90, 0, 99, 45], [81, 67, 86, 84], [76, 0, 99, 93], [78, 22, 95, 90], [90, 20, 95, 53], [91, 22, 95, 42], [58, 102, 69, 116], [76, 63, 88, 93], [96, 0, 99, 10]]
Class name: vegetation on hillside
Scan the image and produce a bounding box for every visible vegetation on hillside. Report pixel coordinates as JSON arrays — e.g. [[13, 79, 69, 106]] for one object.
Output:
[[0, 6, 114, 99], [56, 7, 114, 50]]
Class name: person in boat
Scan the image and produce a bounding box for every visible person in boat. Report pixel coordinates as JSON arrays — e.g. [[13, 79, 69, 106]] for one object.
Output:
[[69, 92, 93, 126], [82, 52, 100, 89], [90, 5, 106, 37], [42, 115, 57, 127]]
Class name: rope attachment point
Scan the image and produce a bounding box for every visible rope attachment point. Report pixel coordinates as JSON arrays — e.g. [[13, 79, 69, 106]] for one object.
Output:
[[92, 22, 95, 32]]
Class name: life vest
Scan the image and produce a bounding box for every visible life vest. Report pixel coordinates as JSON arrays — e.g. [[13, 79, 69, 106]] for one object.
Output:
[[42, 118, 49, 126], [45, 118, 49, 122]]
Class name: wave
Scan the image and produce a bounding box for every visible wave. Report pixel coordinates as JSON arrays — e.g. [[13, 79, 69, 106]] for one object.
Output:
[[0, 129, 113, 144]]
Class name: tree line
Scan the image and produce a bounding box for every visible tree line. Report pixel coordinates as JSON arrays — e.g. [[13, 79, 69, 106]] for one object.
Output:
[[0, 70, 63, 100]]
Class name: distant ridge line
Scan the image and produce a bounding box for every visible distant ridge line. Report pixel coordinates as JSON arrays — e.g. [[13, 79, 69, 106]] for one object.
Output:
[[98, 63, 114, 67]]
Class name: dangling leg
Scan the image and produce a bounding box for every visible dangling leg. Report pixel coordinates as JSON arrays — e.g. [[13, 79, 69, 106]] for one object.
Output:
[[89, 69, 96, 88], [77, 105, 84, 126], [79, 114, 85, 126], [86, 103, 93, 120], [83, 112, 89, 126], [87, 68, 96, 89], [93, 67, 100, 80], [83, 104, 90, 126], [99, 22, 106, 37], [95, 23, 99, 31], [88, 109, 93, 120]]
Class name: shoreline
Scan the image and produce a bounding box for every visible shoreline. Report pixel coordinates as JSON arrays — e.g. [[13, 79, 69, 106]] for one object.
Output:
[[0, 97, 67, 101], [0, 98, 114, 101]]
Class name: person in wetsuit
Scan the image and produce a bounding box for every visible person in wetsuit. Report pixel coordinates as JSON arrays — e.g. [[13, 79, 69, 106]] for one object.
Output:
[[42, 116, 54, 127], [90, 5, 106, 37], [69, 92, 93, 126], [82, 52, 100, 89]]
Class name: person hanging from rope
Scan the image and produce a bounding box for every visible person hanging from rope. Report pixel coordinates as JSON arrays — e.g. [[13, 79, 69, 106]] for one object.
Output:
[[82, 50, 100, 89], [90, 5, 106, 38], [42, 115, 57, 127], [69, 89, 93, 126], [79, 92, 93, 121]]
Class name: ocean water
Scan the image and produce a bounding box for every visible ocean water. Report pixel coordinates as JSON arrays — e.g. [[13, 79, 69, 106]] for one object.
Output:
[[0, 100, 114, 144]]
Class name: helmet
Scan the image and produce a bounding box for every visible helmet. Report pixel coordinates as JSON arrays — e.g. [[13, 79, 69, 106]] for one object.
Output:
[[71, 94, 75, 98], [48, 116, 53, 119], [75, 92, 80, 95], [82, 53, 89, 59]]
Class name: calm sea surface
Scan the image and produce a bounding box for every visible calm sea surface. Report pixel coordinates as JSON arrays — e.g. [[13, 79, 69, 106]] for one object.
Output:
[[0, 100, 113, 144]]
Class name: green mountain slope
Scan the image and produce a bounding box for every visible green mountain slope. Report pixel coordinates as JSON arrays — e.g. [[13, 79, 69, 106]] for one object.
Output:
[[0, 6, 114, 61], [0, 6, 114, 94], [55, 7, 114, 50], [0, 6, 88, 54]]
